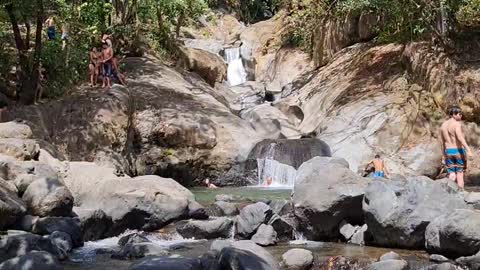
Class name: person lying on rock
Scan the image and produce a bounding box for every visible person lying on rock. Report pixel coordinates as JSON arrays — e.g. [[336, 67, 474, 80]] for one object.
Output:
[[366, 154, 389, 178], [439, 106, 473, 190], [204, 178, 217, 189]]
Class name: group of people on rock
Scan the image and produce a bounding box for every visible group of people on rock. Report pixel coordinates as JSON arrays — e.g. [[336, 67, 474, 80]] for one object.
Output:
[[363, 105, 475, 191], [88, 34, 126, 89]]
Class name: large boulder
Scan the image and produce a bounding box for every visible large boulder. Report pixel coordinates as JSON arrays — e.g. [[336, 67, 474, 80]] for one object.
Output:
[[456, 250, 480, 269], [176, 217, 234, 239], [0, 251, 62, 270], [0, 139, 39, 161], [280, 249, 314, 270], [0, 121, 33, 139], [251, 224, 277, 246], [73, 207, 113, 241], [293, 158, 368, 239], [177, 46, 227, 86], [70, 174, 198, 235], [0, 179, 26, 230], [128, 256, 203, 270], [22, 177, 73, 217], [0, 233, 63, 262], [31, 217, 83, 248], [211, 240, 279, 269], [363, 178, 470, 248], [236, 202, 273, 239], [426, 209, 480, 257], [214, 201, 239, 216]]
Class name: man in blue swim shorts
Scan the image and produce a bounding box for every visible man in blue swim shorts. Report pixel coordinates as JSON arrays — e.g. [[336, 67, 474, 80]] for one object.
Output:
[[440, 106, 473, 190], [366, 154, 390, 179]]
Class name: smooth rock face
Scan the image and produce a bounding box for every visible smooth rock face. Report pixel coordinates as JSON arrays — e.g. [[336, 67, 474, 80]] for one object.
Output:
[[363, 178, 469, 248], [293, 159, 368, 239], [236, 202, 273, 239], [280, 248, 314, 270], [0, 121, 33, 139], [73, 208, 113, 241], [251, 224, 277, 246], [0, 179, 26, 230], [68, 174, 198, 235], [0, 251, 62, 270], [176, 217, 234, 239], [0, 233, 63, 262], [268, 215, 294, 241], [22, 177, 73, 217], [32, 217, 83, 248], [128, 256, 203, 270], [456, 250, 480, 269], [366, 260, 408, 270], [425, 209, 480, 257], [380, 251, 401, 261]]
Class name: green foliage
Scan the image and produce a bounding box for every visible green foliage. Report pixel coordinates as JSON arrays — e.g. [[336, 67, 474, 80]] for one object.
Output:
[[284, 0, 326, 49], [209, 0, 282, 23], [456, 0, 480, 28]]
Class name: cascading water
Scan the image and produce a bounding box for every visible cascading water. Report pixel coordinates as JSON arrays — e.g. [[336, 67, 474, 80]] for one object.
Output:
[[224, 47, 247, 86], [256, 142, 297, 187]]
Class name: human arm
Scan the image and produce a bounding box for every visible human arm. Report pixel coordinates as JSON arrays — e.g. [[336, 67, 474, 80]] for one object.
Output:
[[455, 123, 472, 156], [102, 49, 113, 63]]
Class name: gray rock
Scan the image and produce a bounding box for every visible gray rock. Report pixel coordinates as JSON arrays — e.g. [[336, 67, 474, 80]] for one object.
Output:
[[363, 177, 470, 248], [22, 177, 73, 217], [268, 215, 294, 241], [426, 209, 480, 257], [128, 256, 203, 270], [0, 179, 26, 230], [0, 251, 62, 270], [339, 221, 357, 240], [189, 207, 209, 220], [367, 260, 408, 270], [269, 200, 293, 216], [48, 231, 73, 259], [214, 201, 239, 216], [0, 138, 39, 161], [380, 251, 401, 261], [7, 161, 58, 183], [216, 246, 279, 270], [229, 241, 279, 269], [456, 250, 480, 269], [13, 174, 36, 195], [0, 233, 63, 262], [14, 215, 38, 232], [176, 217, 233, 239], [251, 224, 277, 246], [430, 254, 451, 263], [118, 232, 150, 247], [210, 239, 234, 252], [74, 208, 113, 241], [0, 121, 33, 139], [424, 263, 462, 270], [280, 248, 314, 270], [349, 224, 367, 246], [112, 242, 169, 260], [293, 158, 368, 239], [465, 192, 480, 210], [236, 202, 272, 239], [32, 217, 83, 247]]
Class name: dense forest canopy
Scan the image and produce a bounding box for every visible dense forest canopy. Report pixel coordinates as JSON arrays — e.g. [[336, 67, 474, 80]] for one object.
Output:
[[0, 0, 479, 105]]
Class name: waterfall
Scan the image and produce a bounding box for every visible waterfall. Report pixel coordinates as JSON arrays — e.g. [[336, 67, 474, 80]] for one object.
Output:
[[256, 143, 297, 187], [229, 219, 237, 240], [224, 47, 247, 87]]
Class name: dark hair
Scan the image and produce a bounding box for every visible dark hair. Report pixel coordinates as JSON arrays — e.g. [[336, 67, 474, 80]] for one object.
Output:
[[448, 106, 462, 116], [375, 154, 380, 158]]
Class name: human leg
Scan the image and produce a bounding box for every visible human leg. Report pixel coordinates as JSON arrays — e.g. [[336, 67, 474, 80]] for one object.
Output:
[[456, 171, 465, 189]]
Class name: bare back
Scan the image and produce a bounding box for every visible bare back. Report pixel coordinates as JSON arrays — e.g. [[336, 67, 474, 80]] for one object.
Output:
[[372, 159, 384, 172], [440, 119, 462, 149]]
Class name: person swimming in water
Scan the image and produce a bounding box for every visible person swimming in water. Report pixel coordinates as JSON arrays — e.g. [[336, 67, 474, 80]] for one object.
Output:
[[204, 178, 218, 189]]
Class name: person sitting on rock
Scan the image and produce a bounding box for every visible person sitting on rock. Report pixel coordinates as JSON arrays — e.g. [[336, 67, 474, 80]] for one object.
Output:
[[264, 176, 273, 186], [366, 154, 389, 178], [204, 178, 217, 189]]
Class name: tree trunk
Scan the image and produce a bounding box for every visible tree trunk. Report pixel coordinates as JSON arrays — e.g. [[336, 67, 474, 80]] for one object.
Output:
[[156, 7, 164, 31], [175, 11, 185, 39], [25, 22, 31, 50]]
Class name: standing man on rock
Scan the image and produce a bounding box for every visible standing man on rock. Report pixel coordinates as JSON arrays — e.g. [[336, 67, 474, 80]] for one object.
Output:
[[439, 106, 473, 189]]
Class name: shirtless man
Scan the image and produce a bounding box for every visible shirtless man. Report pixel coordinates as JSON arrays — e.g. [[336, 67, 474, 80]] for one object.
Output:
[[204, 178, 217, 189], [439, 106, 473, 189], [366, 154, 389, 178], [101, 42, 113, 89]]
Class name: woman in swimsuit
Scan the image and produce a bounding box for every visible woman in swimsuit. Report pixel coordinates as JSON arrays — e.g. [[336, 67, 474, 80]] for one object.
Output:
[[88, 47, 100, 87]]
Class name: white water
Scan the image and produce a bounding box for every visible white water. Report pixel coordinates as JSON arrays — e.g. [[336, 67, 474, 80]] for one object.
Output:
[[69, 230, 199, 263], [224, 47, 247, 86], [256, 143, 297, 188]]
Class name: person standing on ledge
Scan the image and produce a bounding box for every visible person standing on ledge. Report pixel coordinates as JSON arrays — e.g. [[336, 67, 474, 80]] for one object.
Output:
[[440, 106, 473, 190], [366, 154, 389, 178]]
